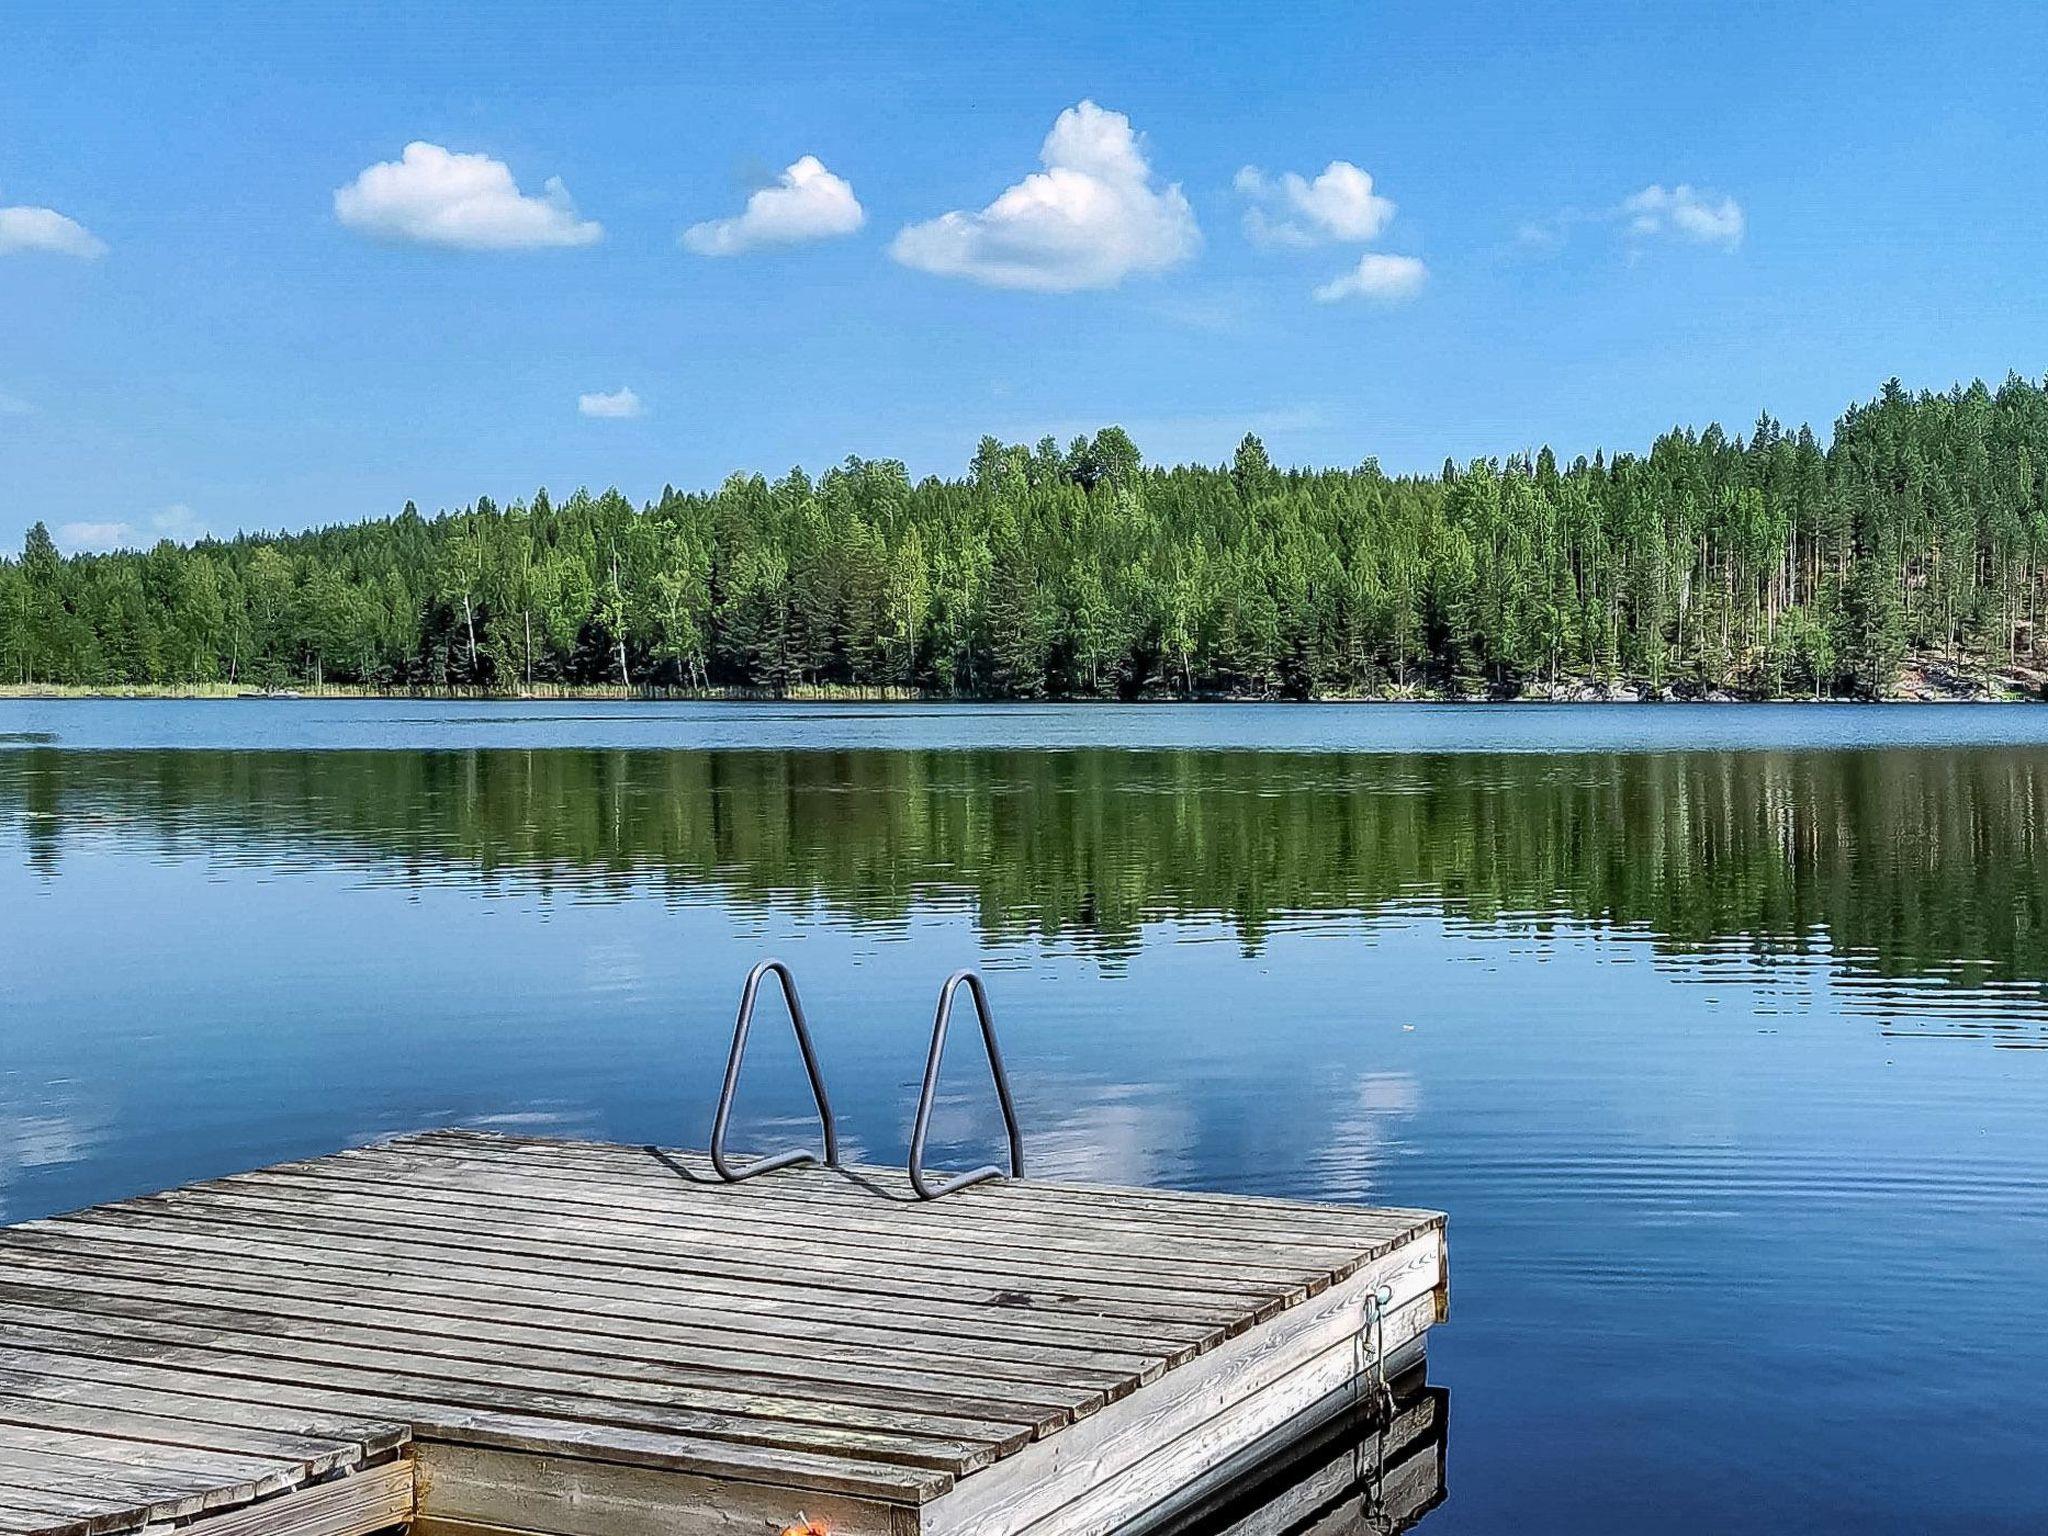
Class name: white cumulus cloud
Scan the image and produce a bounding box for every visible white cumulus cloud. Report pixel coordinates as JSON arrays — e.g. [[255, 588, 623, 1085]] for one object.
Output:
[[1235, 161, 1395, 247], [890, 100, 1199, 292], [1237, 159, 1422, 304], [1313, 252, 1428, 304], [0, 392, 30, 416], [1524, 183, 1746, 255], [578, 386, 645, 419], [0, 205, 107, 258], [1621, 183, 1745, 248], [334, 142, 602, 250], [682, 156, 864, 256]]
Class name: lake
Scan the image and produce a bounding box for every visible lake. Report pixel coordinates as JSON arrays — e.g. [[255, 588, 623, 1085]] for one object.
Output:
[[4, 700, 2047, 1533]]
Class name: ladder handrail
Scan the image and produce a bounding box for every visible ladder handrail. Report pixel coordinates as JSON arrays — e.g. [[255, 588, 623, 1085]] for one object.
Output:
[[709, 958, 840, 1181], [908, 968, 1024, 1200]]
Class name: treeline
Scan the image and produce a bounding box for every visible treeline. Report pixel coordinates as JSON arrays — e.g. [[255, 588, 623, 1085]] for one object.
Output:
[[5, 375, 2048, 698]]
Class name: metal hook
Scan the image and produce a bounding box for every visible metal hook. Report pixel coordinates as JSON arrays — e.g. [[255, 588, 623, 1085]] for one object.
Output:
[[907, 968, 1024, 1199], [709, 959, 840, 1181]]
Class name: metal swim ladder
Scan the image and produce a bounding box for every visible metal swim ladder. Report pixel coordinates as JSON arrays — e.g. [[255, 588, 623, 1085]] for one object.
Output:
[[708, 959, 840, 1181], [907, 968, 1025, 1199], [701, 959, 1023, 1199]]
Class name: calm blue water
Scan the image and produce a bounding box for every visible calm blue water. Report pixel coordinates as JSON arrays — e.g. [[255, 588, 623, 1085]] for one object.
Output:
[[10, 696, 2048, 752], [5, 700, 2048, 1533]]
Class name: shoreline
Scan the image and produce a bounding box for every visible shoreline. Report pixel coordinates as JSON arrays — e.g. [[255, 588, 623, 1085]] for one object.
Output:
[[3, 673, 2043, 706]]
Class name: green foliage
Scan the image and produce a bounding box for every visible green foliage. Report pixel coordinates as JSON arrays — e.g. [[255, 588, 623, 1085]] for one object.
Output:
[[8, 376, 2048, 697]]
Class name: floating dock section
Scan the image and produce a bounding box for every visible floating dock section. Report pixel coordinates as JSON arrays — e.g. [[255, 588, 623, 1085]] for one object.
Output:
[[0, 1130, 1448, 1536]]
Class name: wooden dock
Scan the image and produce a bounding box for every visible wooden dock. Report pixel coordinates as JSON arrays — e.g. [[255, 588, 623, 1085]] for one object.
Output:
[[0, 1130, 1448, 1536]]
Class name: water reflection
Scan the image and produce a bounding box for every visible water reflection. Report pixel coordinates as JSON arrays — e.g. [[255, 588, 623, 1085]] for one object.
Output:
[[4, 745, 2045, 1042], [1144, 1354, 1447, 1536]]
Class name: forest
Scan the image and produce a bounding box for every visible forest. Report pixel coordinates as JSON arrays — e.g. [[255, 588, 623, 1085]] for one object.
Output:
[[4, 374, 2046, 699]]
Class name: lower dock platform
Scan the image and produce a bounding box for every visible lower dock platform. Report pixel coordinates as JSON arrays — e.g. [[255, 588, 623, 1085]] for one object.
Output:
[[0, 1129, 1447, 1536]]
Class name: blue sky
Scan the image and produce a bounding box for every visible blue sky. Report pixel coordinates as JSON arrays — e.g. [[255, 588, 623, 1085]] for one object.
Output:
[[4, 0, 2046, 552]]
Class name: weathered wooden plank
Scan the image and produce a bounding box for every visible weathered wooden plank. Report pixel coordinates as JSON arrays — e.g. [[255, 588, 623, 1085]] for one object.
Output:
[[0, 1337, 943, 1505], [319, 1146, 1376, 1279], [0, 1422, 300, 1496], [373, 1137, 1421, 1255], [964, 1300, 1434, 1536], [0, 1482, 149, 1536], [429, 1129, 1443, 1229], [155, 1461, 416, 1536], [0, 1445, 250, 1523], [397, 1132, 1432, 1244], [921, 1237, 1443, 1536], [87, 1181, 1291, 1328], [356, 1137, 1364, 1235], [0, 1487, 107, 1520], [28, 1208, 1183, 1374], [0, 1243, 1097, 1434], [234, 1162, 1330, 1305], [0, 1366, 407, 1460], [0, 1289, 1010, 1475], [0, 1331, 402, 1434], [420, 1410, 952, 1502], [0, 1463, 411, 1536], [0, 1390, 365, 1478], [366, 1134, 1403, 1243], [1, 1224, 1158, 1399], [37, 1192, 1246, 1345], [0, 1270, 1046, 1450], [0, 1502, 140, 1536], [155, 1138, 1441, 1302], [998, 1325, 1436, 1536], [411, 1442, 918, 1536]]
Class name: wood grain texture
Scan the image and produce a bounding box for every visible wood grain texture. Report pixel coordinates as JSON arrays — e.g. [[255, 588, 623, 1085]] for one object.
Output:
[[921, 1242, 1443, 1536], [0, 1128, 1445, 1536]]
